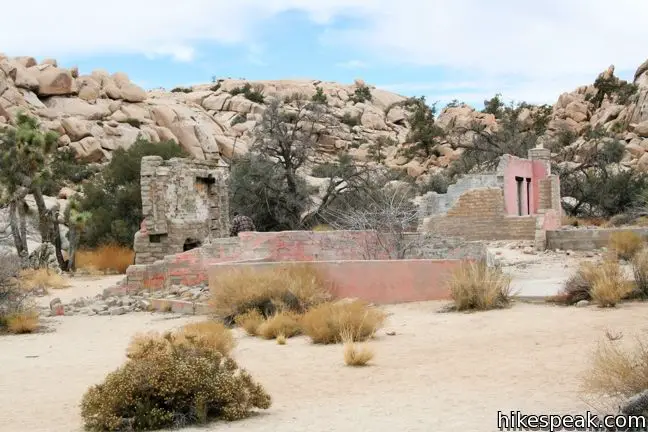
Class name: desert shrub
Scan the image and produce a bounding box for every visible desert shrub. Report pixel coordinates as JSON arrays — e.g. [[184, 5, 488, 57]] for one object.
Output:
[[6, 310, 39, 334], [210, 265, 332, 325], [256, 311, 302, 340], [633, 248, 648, 298], [560, 262, 600, 305], [170, 87, 192, 93], [175, 321, 236, 355], [40, 147, 98, 195], [609, 231, 644, 261], [19, 268, 70, 292], [447, 261, 514, 311], [230, 114, 247, 126], [341, 328, 374, 366], [229, 83, 264, 104], [584, 337, 648, 397], [1, 253, 38, 333], [229, 153, 311, 232], [419, 173, 449, 194], [589, 260, 632, 307], [350, 84, 372, 103], [78, 138, 187, 248], [276, 334, 287, 345], [120, 118, 142, 128], [301, 300, 386, 345], [234, 309, 265, 336], [311, 86, 328, 105], [75, 244, 135, 274], [340, 112, 360, 127], [82, 326, 269, 431]]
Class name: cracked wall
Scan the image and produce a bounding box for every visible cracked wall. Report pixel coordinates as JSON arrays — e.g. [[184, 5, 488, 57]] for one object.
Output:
[[133, 156, 230, 264]]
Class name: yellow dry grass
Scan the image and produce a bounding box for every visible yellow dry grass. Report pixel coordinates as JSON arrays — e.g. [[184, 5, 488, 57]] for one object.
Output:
[[608, 231, 644, 261], [256, 311, 302, 340], [209, 265, 332, 320], [6, 311, 39, 334], [19, 268, 70, 292], [589, 260, 633, 307], [341, 328, 374, 366], [234, 309, 265, 336], [301, 300, 386, 344], [75, 244, 135, 274], [447, 261, 514, 311], [584, 337, 648, 397], [276, 334, 287, 345]]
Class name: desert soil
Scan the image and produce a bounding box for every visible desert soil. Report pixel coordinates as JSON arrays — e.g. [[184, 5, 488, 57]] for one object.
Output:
[[0, 248, 643, 432]]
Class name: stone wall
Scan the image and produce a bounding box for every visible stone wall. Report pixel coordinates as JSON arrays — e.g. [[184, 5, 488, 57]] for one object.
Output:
[[546, 228, 648, 251], [134, 156, 230, 265], [106, 230, 490, 297]]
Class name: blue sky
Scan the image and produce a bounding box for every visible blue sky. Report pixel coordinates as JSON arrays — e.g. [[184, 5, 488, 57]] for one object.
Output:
[[2, 1, 647, 109]]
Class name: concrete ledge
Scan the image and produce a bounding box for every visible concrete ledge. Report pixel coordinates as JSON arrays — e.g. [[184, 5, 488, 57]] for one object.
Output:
[[209, 259, 465, 304], [547, 228, 648, 251], [149, 299, 211, 315]]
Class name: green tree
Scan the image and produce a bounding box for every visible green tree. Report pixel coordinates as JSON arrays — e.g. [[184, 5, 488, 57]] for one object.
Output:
[[367, 136, 395, 164], [311, 86, 328, 105], [64, 196, 91, 271], [401, 96, 445, 159], [0, 113, 65, 268], [78, 138, 186, 248], [482, 93, 505, 117]]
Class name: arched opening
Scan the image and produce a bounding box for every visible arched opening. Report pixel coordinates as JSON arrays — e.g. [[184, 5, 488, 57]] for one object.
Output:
[[183, 238, 202, 252]]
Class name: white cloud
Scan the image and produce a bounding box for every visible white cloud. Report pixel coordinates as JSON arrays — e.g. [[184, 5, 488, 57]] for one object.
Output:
[[336, 60, 368, 69], [1, 0, 647, 102]]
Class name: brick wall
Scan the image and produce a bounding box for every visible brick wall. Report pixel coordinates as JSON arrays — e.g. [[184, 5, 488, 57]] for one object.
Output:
[[422, 188, 537, 241]]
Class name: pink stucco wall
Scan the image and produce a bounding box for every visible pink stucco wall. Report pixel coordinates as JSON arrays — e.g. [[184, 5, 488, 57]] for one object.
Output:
[[209, 260, 463, 304], [503, 157, 548, 216]]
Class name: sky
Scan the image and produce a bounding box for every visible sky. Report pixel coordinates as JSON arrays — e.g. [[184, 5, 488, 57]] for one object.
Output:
[[1, 0, 647, 109]]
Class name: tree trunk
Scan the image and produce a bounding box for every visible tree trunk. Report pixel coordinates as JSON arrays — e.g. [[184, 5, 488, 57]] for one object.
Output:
[[9, 200, 29, 268], [32, 186, 66, 271], [68, 225, 78, 272]]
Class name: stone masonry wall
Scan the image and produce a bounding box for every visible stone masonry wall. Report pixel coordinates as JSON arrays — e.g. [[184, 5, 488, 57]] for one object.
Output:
[[134, 156, 230, 265]]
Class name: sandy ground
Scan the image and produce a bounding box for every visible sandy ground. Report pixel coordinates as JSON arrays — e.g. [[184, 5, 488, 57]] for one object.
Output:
[[3, 296, 648, 432]]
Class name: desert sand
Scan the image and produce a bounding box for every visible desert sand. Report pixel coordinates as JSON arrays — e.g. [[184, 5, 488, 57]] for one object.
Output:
[[1, 247, 644, 432]]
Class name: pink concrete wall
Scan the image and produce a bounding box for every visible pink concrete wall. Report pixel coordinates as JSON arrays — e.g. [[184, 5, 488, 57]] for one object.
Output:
[[503, 157, 548, 216], [209, 260, 463, 304]]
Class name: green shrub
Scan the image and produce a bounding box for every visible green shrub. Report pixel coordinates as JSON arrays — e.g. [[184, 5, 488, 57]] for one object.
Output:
[[419, 173, 449, 194], [41, 147, 98, 195], [121, 118, 142, 128], [78, 139, 187, 248], [81, 326, 270, 430], [170, 87, 192, 93], [311, 86, 328, 104], [229, 83, 264, 104], [230, 114, 247, 126], [341, 112, 360, 127], [350, 85, 372, 103]]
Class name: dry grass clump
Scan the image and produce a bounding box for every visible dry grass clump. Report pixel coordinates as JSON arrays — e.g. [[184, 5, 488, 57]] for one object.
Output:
[[341, 328, 374, 366], [19, 268, 70, 293], [82, 325, 270, 431], [276, 334, 287, 345], [75, 244, 135, 274], [589, 260, 633, 307], [210, 265, 332, 324], [301, 300, 386, 345], [6, 311, 39, 334], [584, 337, 648, 397], [234, 309, 265, 336], [558, 261, 600, 305], [608, 231, 644, 261], [447, 261, 514, 311], [256, 311, 302, 340], [1, 253, 40, 335], [632, 248, 648, 298]]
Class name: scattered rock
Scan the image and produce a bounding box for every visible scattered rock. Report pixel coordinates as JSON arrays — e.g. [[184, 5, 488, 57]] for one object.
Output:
[[576, 300, 590, 308], [109, 307, 127, 316]]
